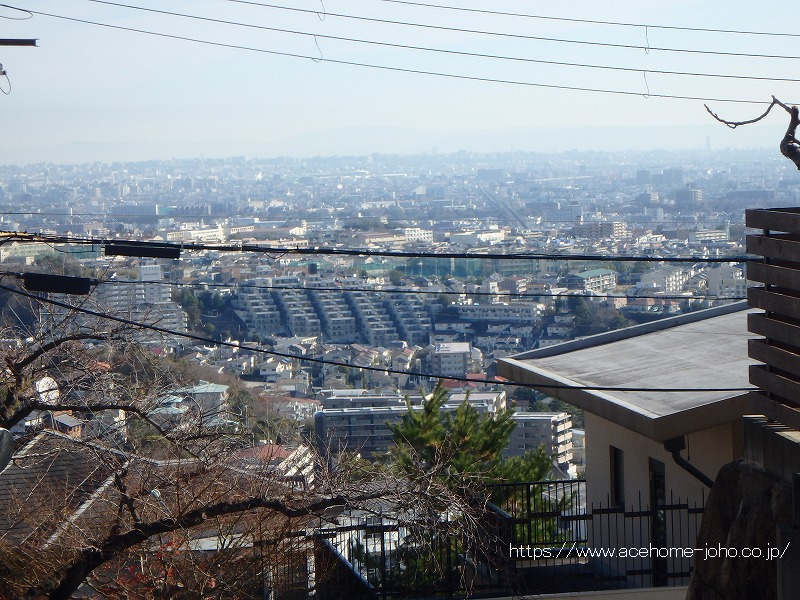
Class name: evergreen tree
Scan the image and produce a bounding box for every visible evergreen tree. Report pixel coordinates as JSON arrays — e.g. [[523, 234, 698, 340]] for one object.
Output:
[[389, 383, 551, 488]]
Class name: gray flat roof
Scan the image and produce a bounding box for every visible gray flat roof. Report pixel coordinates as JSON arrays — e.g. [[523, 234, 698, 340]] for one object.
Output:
[[498, 302, 760, 441]]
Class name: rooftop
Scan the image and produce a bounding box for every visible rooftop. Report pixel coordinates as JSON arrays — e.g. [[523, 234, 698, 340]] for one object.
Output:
[[433, 342, 471, 354], [573, 268, 615, 278], [174, 381, 230, 395], [511, 412, 569, 420], [498, 301, 759, 441]]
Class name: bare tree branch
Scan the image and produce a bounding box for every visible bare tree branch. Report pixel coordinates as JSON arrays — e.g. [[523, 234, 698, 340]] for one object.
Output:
[[705, 95, 800, 169], [704, 96, 789, 128], [40, 490, 386, 600]]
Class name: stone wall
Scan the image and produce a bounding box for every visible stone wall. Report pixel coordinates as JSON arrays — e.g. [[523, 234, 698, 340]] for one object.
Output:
[[687, 460, 791, 600]]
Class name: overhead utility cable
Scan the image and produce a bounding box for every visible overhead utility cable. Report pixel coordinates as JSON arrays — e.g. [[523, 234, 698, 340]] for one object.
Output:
[[16, 7, 790, 105], [82, 0, 800, 84], [220, 0, 800, 61], [2, 282, 758, 393], [377, 0, 800, 39], [1, 232, 752, 262]]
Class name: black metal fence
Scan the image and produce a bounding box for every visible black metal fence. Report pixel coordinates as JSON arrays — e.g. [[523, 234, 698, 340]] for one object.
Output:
[[314, 480, 705, 598], [490, 480, 705, 592], [315, 510, 513, 599]]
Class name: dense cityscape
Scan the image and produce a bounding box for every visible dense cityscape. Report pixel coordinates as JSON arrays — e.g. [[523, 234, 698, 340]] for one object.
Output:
[[0, 145, 795, 598], [0, 149, 774, 476]]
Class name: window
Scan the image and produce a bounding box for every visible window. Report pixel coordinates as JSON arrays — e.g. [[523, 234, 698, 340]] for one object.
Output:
[[364, 516, 383, 542], [610, 446, 624, 507]]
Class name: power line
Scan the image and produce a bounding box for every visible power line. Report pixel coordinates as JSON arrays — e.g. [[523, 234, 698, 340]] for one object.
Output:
[[376, 0, 800, 39], [16, 7, 785, 105], [0, 3, 32, 20], [220, 0, 800, 62], [82, 0, 800, 84], [3, 282, 758, 393], [103, 277, 745, 301], [2, 232, 752, 262]]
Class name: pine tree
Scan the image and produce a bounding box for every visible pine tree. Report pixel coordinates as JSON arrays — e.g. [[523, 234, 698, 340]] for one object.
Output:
[[389, 383, 551, 489]]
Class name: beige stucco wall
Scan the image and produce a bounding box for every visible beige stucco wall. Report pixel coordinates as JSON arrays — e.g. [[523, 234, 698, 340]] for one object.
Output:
[[582, 413, 735, 586], [584, 412, 734, 512]]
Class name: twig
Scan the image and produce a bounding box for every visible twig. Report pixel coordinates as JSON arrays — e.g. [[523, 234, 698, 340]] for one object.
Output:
[[704, 95, 791, 129], [706, 95, 800, 169]]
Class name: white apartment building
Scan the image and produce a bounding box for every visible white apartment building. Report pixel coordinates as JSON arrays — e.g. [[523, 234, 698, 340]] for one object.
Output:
[[504, 412, 574, 473], [455, 302, 544, 324], [430, 342, 471, 378], [564, 269, 617, 293], [692, 229, 728, 243], [639, 266, 694, 294], [139, 263, 171, 304], [403, 227, 434, 244], [705, 264, 747, 297], [450, 229, 505, 246]]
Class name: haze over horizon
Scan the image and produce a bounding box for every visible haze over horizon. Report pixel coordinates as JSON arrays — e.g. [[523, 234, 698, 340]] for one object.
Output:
[[3, 0, 800, 163]]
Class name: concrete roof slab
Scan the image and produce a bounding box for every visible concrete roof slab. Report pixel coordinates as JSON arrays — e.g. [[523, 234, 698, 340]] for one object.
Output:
[[498, 303, 760, 440]]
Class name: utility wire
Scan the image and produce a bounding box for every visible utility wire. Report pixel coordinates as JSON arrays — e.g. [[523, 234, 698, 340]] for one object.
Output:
[[0, 3, 31, 20], [220, 0, 800, 62], [82, 0, 800, 84], [2, 232, 751, 262], [16, 6, 786, 105], [102, 277, 745, 301], [5, 282, 758, 393], [376, 0, 800, 39]]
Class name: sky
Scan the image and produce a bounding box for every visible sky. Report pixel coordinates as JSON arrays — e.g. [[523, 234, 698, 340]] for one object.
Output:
[[2, 0, 800, 163]]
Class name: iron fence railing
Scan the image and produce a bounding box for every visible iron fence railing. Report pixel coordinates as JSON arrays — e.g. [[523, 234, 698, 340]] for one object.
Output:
[[314, 480, 705, 598]]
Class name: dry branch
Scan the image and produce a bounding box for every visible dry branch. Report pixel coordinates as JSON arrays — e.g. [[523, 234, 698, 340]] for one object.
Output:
[[705, 95, 800, 169]]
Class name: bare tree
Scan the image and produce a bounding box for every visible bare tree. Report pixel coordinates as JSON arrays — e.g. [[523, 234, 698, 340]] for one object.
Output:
[[0, 287, 496, 599]]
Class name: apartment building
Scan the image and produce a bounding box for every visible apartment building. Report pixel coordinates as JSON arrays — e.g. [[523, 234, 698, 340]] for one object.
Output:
[[564, 268, 617, 293], [504, 412, 574, 473], [639, 266, 694, 293], [316, 394, 503, 459], [233, 279, 283, 337], [272, 277, 322, 338], [319, 389, 506, 412], [403, 227, 433, 244], [454, 302, 543, 324], [44, 265, 188, 338], [139, 264, 171, 304], [166, 225, 226, 243], [346, 291, 400, 347], [571, 221, 627, 240], [498, 276, 528, 295], [705, 263, 747, 297], [430, 342, 471, 378], [691, 229, 728, 243], [384, 293, 431, 346], [307, 285, 360, 344]]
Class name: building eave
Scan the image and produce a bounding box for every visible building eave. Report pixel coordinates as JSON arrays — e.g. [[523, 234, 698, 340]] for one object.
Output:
[[497, 357, 758, 442]]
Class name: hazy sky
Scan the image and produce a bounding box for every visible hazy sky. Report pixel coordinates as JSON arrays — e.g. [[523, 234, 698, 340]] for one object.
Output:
[[3, 0, 800, 163]]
